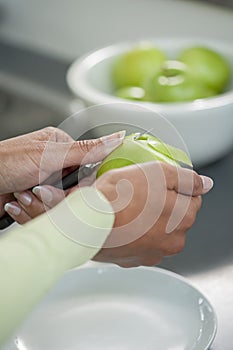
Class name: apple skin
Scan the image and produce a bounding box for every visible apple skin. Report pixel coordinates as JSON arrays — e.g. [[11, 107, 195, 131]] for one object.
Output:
[[178, 46, 230, 93], [112, 45, 167, 89], [96, 133, 192, 178], [144, 60, 216, 103]]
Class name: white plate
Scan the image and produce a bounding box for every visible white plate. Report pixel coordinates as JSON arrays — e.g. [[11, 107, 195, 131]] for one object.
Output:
[[7, 266, 217, 350]]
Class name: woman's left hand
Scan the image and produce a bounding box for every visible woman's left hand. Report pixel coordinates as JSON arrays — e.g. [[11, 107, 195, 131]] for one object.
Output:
[[0, 127, 125, 217]]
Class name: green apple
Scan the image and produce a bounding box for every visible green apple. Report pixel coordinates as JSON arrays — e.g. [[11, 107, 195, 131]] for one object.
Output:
[[96, 133, 192, 178], [112, 44, 167, 89], [178, 46, 230, 93], [144, 60, 216, 103], [115, 86, 146, 101]]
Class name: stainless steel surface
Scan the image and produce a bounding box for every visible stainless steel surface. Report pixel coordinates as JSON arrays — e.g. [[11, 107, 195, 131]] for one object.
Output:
[[1, 41, 233, 349]]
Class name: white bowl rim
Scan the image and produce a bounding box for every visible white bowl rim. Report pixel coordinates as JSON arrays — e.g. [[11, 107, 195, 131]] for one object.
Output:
[[67, 37, 233, 115]]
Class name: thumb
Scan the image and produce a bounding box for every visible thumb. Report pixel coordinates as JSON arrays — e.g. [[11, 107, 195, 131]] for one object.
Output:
[[162, 164, 214, 196], [63, 130, 126, 167]]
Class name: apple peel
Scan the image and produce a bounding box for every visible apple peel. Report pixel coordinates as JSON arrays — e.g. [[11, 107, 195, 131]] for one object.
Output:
[[97, 133, 192, 178], [147, 141, 192, 167]]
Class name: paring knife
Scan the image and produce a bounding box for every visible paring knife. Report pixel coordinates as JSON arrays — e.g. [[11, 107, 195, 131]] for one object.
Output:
[[133, 128, 154, 140], [0, 163, 100, 230], [0, 129, 154, 229]]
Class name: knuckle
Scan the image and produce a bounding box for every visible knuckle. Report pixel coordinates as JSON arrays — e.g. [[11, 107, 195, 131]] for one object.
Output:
[[162, 237, 186, 256], [78, 140, 91, 153], [102, 166, 131, 183], [184, 209, 196, 229], [161, 162, 172, 176], [175, 238, 186, 254], [43, 126, 56, 134], [42, 127, 58, 142], [163, 163, 177, 186]]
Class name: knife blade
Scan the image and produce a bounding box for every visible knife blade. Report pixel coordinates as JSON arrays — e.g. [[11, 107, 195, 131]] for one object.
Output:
[[133, 128, 154, 140]]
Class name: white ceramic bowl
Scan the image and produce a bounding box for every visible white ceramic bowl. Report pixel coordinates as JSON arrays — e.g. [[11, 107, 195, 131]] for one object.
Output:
[[67, 38, 233, 167]]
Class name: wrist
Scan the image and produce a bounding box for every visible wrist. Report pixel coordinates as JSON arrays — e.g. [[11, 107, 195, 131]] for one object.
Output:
[[24, 187, 115, 271]]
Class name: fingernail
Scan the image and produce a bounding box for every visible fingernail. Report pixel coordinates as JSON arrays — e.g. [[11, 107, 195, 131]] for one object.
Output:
[[14, 192, 32, 206], [200, 175, 214, 193], [4, 203, 21, 216], [101, 131, 126, 155], [101, 130, 126, 146], [32, 186, 53, 203]]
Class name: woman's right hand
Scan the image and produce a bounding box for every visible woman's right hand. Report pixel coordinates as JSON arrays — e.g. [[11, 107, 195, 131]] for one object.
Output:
[[5, 161, 213, 267], [93, 161, 213, 267]]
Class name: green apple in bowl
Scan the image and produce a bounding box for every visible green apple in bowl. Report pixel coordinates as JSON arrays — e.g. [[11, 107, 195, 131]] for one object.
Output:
[[96, 133, 192, 178], [112, 44, 167, 89], [144, 60, 216, 103], [115, 86, 146, 101], [178, 46, 230, 93]]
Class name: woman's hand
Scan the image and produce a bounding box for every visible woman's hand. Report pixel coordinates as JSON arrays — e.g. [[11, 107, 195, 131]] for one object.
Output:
[[5, 162, 213, 267], [93, 162, 213, 267], [0, 127, 125, 217]]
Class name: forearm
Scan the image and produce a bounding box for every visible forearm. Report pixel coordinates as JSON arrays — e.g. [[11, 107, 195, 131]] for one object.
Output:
[[0, 187, 114, 346]]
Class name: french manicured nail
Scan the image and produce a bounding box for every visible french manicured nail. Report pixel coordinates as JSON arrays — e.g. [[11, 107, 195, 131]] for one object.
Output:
[[4, 203, 21, 216], [101, 130, 126, 146], [14, 192, 32, 206], [32, 186, 53, 203], [200, 175, 214, 193], [101, 131, 126, 154]]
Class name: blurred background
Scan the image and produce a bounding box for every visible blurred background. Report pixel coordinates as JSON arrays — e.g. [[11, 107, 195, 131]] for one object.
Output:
[[0, 0, 232, 139]]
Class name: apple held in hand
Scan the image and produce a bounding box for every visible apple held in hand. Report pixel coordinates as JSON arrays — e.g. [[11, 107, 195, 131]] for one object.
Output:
[[97, 133, 192, 178], [144, 60, 216, 103], [178, 46, 230, 93], [112, 44, 167, 89]]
